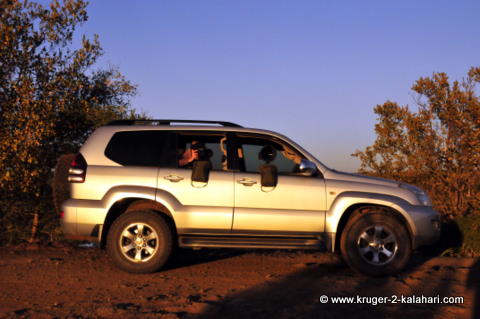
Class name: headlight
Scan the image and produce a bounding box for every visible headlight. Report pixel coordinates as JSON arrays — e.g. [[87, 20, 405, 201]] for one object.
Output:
[[399, 183, 432, 206]]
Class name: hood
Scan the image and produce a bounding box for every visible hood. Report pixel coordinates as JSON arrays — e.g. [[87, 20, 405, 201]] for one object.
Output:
[[324, 169, 400, 188]]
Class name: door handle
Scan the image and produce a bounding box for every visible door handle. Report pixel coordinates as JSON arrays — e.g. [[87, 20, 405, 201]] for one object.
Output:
[[164, 174, 184, 182], [237, 178, 257, 186]]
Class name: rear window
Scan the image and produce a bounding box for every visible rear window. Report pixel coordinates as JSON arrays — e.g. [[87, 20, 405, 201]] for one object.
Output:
[[104, 131, 176, 167]]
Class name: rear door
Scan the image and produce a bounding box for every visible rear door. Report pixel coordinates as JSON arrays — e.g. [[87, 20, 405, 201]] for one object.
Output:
[[156, 132, 234, 233]]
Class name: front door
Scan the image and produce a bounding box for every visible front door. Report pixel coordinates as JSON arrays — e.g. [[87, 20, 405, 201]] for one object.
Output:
[[232, 135, 326, 234]]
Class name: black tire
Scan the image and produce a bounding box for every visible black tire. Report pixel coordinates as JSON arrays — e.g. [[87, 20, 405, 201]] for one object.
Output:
[[52, 153, 75, 215], [106, 210, 173, 273], [340, 210, 412, 277]]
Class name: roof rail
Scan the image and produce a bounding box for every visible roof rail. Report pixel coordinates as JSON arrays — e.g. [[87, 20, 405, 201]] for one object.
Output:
[[106, 119, 243, 128]]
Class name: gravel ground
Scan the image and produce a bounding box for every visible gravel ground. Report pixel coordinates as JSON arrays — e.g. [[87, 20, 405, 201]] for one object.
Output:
[[0, 245, 478, 318]]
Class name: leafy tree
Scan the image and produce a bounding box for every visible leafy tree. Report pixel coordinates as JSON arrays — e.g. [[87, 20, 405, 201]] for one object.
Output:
[[353, 67, 480, 219], [0, 0, 139, 243]]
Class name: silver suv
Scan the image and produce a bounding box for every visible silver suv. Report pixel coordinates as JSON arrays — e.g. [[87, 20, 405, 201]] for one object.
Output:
[[61, 120, 440, 276]]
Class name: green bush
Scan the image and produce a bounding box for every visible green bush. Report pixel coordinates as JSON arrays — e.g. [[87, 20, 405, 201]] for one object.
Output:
[[455, 213, 480, 257], [0, 0, 139, 246], [437, 213, 480, 257]]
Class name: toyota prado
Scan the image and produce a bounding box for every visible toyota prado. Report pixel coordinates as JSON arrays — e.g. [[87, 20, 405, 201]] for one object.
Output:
[[61, 120, 440, 276]]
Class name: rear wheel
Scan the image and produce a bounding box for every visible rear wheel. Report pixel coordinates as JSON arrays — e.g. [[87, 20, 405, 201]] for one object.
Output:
[[107, 210, 173, 273], [340, 210, 412, 276]]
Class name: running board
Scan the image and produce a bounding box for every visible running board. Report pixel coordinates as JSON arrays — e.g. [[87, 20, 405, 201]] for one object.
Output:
[[178, 235, 325, 250]]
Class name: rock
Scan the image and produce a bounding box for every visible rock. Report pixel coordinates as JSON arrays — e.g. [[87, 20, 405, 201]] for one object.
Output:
[[26, 244, 40, 251], [30, 312, 55, 319], [200, 288, 212, 294], [186, 294, 202, 302], [96, 306, 116, 317], [147, 294, 168, 301], [13, 308, 29, 316], [185, 302, 210, 314], [203, 294, 221, 303], [114, 303, 140, 311]]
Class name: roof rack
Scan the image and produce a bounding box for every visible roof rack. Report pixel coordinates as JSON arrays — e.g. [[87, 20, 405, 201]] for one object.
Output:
[[106, 119, 243, 128]]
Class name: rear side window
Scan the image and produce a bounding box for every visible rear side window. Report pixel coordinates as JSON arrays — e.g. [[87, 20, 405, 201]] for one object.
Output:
[[105, 131, 176, 167]]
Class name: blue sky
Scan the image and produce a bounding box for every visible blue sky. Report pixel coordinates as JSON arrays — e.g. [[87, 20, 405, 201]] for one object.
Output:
[[74, 0, 478, 171]]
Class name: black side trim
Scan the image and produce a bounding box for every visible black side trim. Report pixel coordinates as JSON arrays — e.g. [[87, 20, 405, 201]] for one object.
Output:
[[177, 228, 324, 237], [178, 235, 326, 250]]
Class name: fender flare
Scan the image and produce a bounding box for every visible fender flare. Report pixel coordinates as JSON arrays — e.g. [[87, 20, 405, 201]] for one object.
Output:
[[326, 192, 417, 251], [99, 186, 184, 244]]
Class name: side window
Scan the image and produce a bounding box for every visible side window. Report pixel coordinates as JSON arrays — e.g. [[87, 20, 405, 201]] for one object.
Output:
[[236, 136, 305, 175], [177, 133, 228, 171], [105, 131, 176, 167]]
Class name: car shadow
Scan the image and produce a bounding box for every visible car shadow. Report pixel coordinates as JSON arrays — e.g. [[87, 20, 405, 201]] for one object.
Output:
[[191, 222, 480, 319], [192, 251, 475, 319], [163, 248, 247, 271]]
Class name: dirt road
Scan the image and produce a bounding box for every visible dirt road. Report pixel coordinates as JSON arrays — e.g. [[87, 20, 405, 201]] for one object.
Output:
[[0, 246, 478, 318]]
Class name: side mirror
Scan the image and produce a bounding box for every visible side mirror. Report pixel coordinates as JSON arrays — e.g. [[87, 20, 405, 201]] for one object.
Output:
[[299, 159, 317, 176]]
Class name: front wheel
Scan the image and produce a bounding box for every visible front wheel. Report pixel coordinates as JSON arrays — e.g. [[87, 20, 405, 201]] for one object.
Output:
[[107, 210, 173, 273], [340, 211, 412, 276]]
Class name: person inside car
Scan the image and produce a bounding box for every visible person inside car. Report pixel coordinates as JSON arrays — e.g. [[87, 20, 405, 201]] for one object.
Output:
[[178, 140, 202, 167]]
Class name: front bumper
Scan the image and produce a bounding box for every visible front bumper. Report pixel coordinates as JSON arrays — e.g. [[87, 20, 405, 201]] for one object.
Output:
[[408, 205, 441, 248]]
